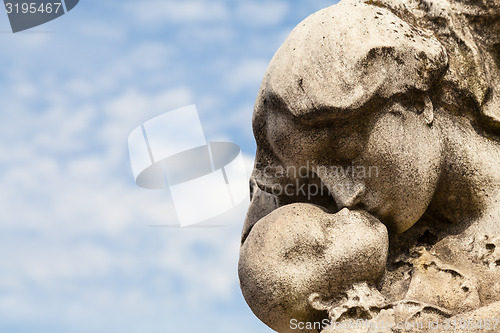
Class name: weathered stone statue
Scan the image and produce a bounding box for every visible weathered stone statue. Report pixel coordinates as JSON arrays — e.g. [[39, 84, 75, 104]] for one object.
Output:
[[239, 0, 500, 332]]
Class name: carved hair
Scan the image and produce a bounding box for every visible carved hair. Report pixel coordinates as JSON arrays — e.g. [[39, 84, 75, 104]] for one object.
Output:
[[362, 0, 500, 132], [254, 3, 448, 123]]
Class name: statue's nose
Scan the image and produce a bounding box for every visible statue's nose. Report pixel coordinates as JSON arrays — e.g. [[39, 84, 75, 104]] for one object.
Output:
[[329, 182, 366, 210], [314, 167, 367, 211]]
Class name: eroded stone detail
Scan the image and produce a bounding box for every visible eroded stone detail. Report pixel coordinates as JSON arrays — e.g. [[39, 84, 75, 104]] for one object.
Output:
[[239, 0, 500, 332]]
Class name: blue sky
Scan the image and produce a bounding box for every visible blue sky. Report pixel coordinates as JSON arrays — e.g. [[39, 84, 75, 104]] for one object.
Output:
[[0, 1, 337, 332]]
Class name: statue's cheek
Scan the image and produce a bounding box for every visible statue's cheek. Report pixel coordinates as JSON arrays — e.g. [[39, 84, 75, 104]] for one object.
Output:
[[362, 111, 442, 232]]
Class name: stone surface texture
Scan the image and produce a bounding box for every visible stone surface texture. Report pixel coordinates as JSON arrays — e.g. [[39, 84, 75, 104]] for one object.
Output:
[[239, 0, 500, 332]]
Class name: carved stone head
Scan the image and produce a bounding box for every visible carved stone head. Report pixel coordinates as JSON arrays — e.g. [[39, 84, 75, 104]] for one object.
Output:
[[239, 0, 500, 331]]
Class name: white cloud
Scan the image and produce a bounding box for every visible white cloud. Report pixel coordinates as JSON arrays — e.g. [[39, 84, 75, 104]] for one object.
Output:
[[236, 2, 290, 27], [177, 26, 237, 45], [109, 41, 175, 77], [77, 20, 127, 42], [201, 103, 255, 146], [226, 59, 268, 92], [125, 0, 229, 25], [101, 86, 195, 153]]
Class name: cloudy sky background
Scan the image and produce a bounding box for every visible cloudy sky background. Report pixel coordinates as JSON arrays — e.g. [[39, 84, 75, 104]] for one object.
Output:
[[0, 1, 336, 332]]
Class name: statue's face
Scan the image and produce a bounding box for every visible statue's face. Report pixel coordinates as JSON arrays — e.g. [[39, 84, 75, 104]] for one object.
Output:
[[261, 99, 443, 233], [239, 203, 388, 333]]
